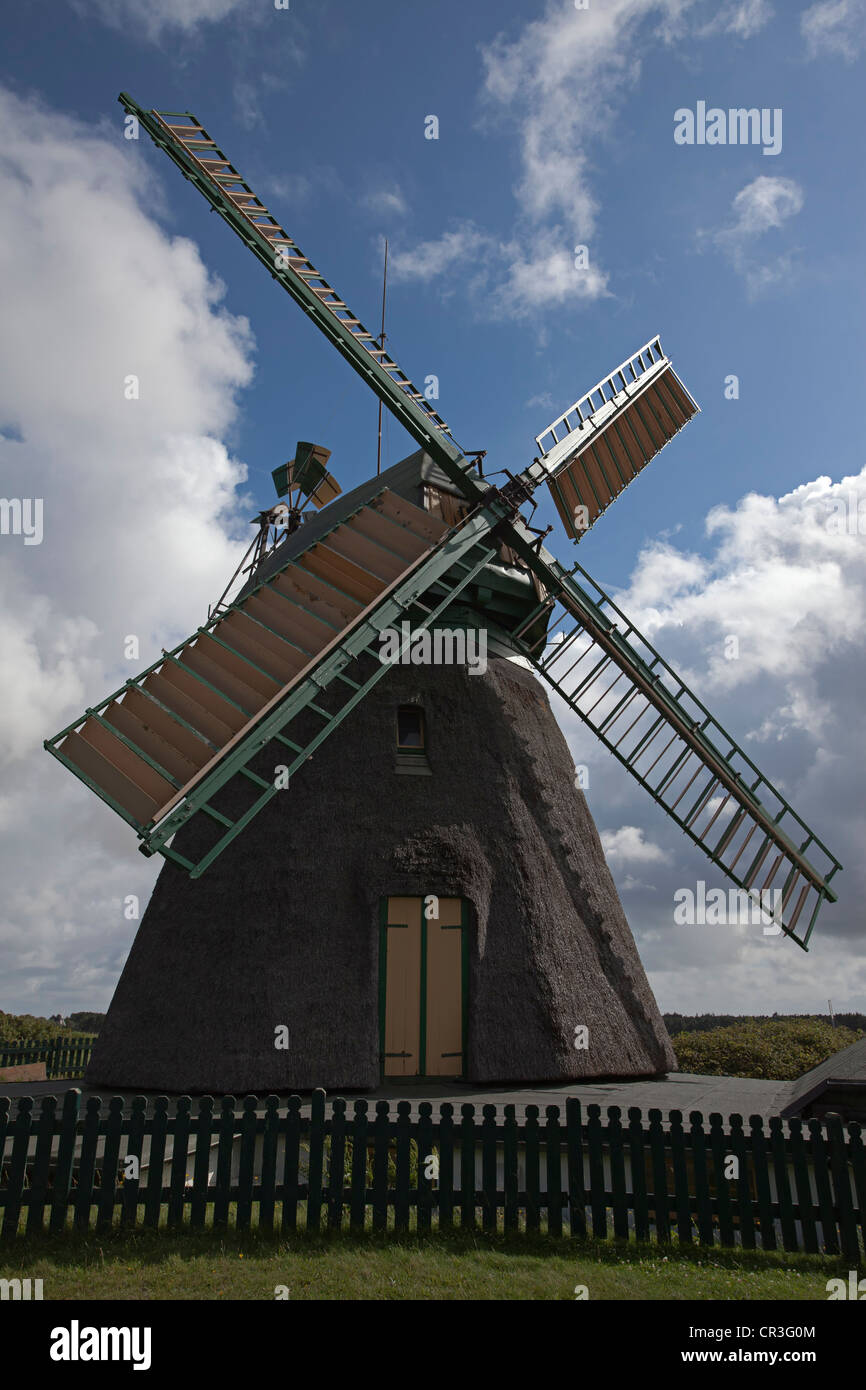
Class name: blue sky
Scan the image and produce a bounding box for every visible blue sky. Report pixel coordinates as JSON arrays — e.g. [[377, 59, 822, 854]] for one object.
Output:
[[6, 0, 863, 573], [1, 0, 864, 1017]]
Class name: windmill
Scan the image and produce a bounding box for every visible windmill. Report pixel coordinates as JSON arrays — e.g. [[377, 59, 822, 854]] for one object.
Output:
[[43, 96, 842, 1092]]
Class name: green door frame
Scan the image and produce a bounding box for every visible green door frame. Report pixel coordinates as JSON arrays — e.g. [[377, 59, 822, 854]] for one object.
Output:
[[378, 895, 470, 1081]]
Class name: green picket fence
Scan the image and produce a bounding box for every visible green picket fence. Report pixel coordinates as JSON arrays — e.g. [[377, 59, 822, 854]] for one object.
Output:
[[0, 1037, 96, 1080], [0, 1090, 863, 1255]]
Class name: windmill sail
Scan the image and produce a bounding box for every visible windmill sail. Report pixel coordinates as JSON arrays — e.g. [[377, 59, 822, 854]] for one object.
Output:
[[45, 491, 500, 876], [529, 337, 700, 540], [506, 533, 841, 949], [118, 95, 486, 509]]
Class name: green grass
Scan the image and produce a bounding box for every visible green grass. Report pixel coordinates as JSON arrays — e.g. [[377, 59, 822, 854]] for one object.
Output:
[[0, 1229, 851, 1300]]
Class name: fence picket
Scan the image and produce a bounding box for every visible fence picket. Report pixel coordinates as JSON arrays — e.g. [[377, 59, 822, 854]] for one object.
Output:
[[546, 1105, 564, 1238], [3, 1097, 33, 1238], [74, 1096, 102, 1233], [49, 1089, 81, 1234], [689, 1112, 714, 1246], [168, 1096, 192, 1229], [237, 1095, 258, 1231], [0, 1096, 10, 1203], [750, 1115, 776, 1251], [605, 1107, 627, 1241], [565, 1099, 586, 1237], [348, 1099, 368, 1233], [212, 1095, 235, 1229], [586, 1104, 606, 1239], [190, 1097, 214, 1229], [504, 1104, 519, 1233], [145, 1097, 169, 1229], [768, 1116, 797, 1252], [809, 1117, 839, 1255], [729, 1115, 754, 1249], [627, 1107, 649, 1241], [417, 1101, 434, 1234], [482, 1104, 498, 1233], [328, 1097, 347, 1232], [98, 1096, 124, 1231], [669, 1110, 691, 1245], [438, 1102, 455, 1230], [787, 1117, 818, 1253], [122, 1096, 147, 1229], [826, 1114, 859, 1261], [282, 1096, 302, 1233], [259, 1096, 280, 1233], [306, 1089, 326, 1234], [460, 1104, 477, 1233], [848, 1121, 866, 1254], [647, 1109, 670, 1243], [27, 1096, 57, 1235], [394, 1100, 412, 1232], [708, 1112, 734, 1248], [371, 1099, 390, 1232], [525, 1105, 541, 1234]]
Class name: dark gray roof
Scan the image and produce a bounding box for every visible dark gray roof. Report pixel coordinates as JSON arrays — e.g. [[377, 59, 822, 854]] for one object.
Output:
[[781, 1034, 866, 1117], [246, 449, 478, 594]]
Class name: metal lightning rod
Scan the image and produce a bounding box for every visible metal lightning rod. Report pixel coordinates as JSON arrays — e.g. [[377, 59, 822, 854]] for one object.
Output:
[[376, 238, 389, 476]]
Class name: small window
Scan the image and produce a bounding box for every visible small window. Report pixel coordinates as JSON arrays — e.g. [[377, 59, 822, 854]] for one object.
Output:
[[397, 706, 425, 750]]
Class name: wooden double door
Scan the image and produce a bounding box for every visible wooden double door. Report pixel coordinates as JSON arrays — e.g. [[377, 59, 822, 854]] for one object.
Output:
[[380, 896, 467, 1077]]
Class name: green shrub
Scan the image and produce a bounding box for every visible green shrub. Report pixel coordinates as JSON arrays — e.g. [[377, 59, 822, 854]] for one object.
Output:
[[0, 1010, 101, 1043], [671, 1018, 863, 1079]]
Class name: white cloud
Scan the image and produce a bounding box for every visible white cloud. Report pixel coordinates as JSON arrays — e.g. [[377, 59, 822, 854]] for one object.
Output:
[[491, 231, 610, 319], [481, 0, 667, 236], [0, 85, 255, 1011], [801, 0, 866, 60], [726, 176, 804, 234], [601, 825, 671, 865], [699, 0, 774, 36], [361, 186, 410, 219], [554, 466, 866, 1010], [390, 2, 773, 319], [233, 69, 303, 131], [389, 224, 491, 283], [266, 166, 343, 209], [389, 223, 609, 318], [525, 392, 555, 410], [619, 472, 866, 712], [387, 1, 690, 317], [76, 0, 248, 40], [479, 0, 667, 314], [703, 175, 804, 296]]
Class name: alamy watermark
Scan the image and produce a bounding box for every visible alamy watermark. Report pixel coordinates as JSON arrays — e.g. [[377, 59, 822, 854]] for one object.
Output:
[[827, 1271, 866, 1299], [1, 1277, 43, 1300], [378, 622, 487, 675], [825, 492, 866, 535], [0, 497, 43, 545], [674, 881, 783, 935], [49, 1323, 151, 1370], [674, 103, 782, 157]]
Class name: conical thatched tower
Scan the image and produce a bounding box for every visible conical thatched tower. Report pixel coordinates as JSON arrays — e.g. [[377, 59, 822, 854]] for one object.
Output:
[[86, 658, 674, 1092], [83, 451, 674, 1093]]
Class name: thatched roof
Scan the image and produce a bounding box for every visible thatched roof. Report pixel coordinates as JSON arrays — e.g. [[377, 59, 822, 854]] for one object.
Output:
[[86, 656, 675, 1093]]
